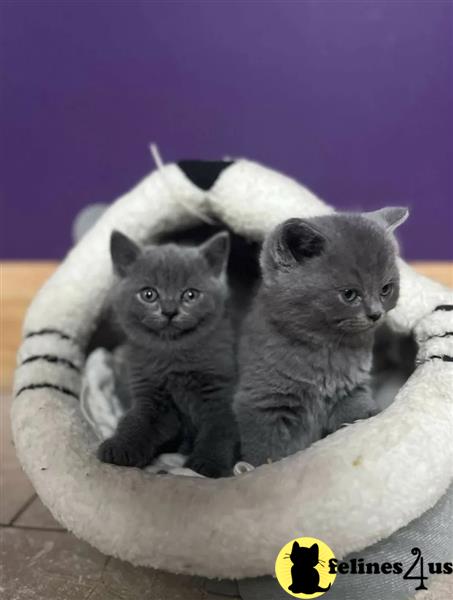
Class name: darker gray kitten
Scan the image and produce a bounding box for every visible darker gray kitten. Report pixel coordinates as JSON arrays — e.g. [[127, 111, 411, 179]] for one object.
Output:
[[234, 207, 408, 466], [98, 230, 239, 477]]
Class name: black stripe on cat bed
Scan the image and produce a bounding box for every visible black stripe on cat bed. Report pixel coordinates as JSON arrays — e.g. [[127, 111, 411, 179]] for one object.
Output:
[[178, 160, 234, 191], [21, 355, 81, 372], [16, 383, 79, 399], [424, 331, 453, 341], [25, 328, 75, 341], [434, 305, 453, 312], [429, 354, 453, 362]]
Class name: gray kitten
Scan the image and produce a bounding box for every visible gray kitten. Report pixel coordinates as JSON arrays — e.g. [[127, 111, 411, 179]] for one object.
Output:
[[234, 207, 408, 466], [98, 230, 239, 477]]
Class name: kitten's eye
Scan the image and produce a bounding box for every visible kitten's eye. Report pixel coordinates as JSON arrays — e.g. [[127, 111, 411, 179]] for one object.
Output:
[[138, 287, 158, 303], [181, 289, 200, 303], [341, 289, 360, 303], [381, 283, 393, 297]]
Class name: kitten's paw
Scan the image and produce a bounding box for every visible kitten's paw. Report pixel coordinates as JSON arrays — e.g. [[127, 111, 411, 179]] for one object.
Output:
[[355, 402, 379, 421], [185, 455, 230, 478], [97, 437, 152, 468]]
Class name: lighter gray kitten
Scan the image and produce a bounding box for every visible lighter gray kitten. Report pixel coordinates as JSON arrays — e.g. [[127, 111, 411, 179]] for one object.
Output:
[[233, 207, 408, 466]]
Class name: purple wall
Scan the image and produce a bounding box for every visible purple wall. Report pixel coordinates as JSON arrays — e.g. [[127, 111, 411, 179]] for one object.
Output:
[[1, 1, 452, 259]]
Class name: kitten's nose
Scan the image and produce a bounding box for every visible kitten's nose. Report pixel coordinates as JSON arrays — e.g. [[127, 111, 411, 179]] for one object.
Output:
[[367, 312, 382, 322], [161, 306, 178, 319]]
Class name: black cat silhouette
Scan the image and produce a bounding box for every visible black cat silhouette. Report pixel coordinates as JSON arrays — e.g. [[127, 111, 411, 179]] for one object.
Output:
[[287, 541, 331, 595]]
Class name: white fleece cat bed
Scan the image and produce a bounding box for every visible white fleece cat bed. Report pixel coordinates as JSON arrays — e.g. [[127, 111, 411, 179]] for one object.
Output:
[[12, 158, 453, 595]]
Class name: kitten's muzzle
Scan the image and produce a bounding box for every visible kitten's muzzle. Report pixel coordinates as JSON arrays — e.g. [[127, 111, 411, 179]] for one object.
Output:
[[161, 308, 178, 319], [335, 317, 378, 332], [367, 311, 383, 323], [160, 300, 179, 320]]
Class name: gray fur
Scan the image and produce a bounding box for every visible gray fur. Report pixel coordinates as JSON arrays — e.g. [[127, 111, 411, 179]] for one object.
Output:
[[234, 209, 408, 466], [98, 230, 239, 477]]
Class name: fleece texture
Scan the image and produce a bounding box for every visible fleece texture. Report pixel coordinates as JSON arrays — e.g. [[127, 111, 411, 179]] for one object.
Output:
[[11, 159, 453, 580]]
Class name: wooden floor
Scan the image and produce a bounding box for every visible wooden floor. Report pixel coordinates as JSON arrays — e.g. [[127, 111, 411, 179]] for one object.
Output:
[[1, 262, 58, 389], [1, 260, 452, 599]]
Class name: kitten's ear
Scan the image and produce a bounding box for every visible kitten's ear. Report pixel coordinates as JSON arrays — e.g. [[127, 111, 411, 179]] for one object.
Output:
[[310, 544, 319, 555], [292, 541, 300, 551], [266, 218, 325, 271], [199, 231, 230, 276], [366, 207, 409, 233], [110, 230, 141, 277]]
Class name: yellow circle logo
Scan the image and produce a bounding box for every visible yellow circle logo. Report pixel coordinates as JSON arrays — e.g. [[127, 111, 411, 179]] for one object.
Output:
[[275, 537, 336, 598]]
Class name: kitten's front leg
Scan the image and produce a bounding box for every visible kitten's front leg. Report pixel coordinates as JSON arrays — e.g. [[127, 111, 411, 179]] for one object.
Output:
[[186, 416, 239, 478], [98, 406, 155, 468], [182, 382, 239, 478], [234, 391, 316, 467], [98, 387, 180, 468], [236, 405, 298, 467], [326, 384, 378, 434]]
